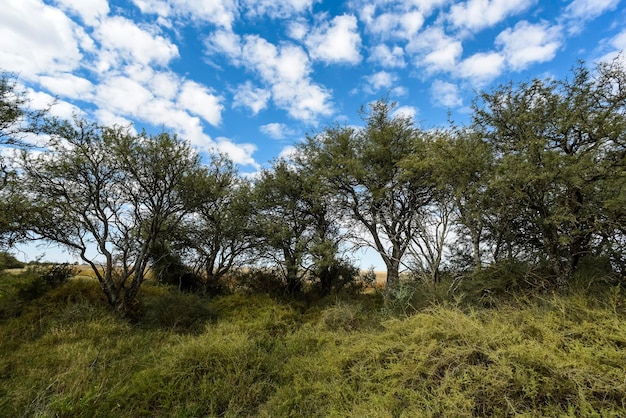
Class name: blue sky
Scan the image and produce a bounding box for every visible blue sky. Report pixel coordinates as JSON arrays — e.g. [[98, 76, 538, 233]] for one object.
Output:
[[2, 0, 625, 265], [2, 0, 625, 176]]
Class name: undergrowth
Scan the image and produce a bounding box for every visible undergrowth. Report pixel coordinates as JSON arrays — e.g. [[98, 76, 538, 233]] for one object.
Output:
[[0, 270, 625, 417]]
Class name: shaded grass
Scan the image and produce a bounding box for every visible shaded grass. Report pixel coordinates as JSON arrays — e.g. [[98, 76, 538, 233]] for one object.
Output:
[[0, 272, 625, 417]]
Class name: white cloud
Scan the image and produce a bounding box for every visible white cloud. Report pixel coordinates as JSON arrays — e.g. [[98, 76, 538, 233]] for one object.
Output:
[[178, 81, 223, 127], [278, 145, 298, 160], [95, 76, 154, 116], [0, 0, 84, 79], [448, 0, 536, 32], [233, 81, 271, 115], [407, 26, 463, 73], [94, 16, 178, 69], [205, 30, 243, 64], [457, 52, 506, 83], [53, 0, 109, 25], [597, 29, 626, 64], [431, 80, 462, 107], [287, 20, 308, 41], [94, 109, 136, 130], [612, 30, 626, 50], [37, 73, 94, 100], [361, 9, 425, 40], [364, 71, 397, 92], [260, 123, 295, 139], [496, 21, 561, 70], [305, 14, 362, 65], [368, 44, 406, 68], [149, 72, 179, 101], [27, 89, 83, 120], [132, 0, 237, 29], [242, 0, 319, 19], [564, 0, 620, 21], [215, 137, 258, 168], [239, 35, 333, 122], [392, 105, 418, 120]]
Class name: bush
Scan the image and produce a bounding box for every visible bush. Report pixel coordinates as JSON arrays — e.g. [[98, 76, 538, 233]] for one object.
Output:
[[17, 263, 77, 302], [311, 259, 362, 297], [460, 259, 554, 306], [233, 268, 289, 296], [0, 251, 24, 271]]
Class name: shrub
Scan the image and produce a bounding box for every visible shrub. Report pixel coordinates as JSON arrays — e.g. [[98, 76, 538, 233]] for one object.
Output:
[[17, 263, 77, 302], [0, 251, 24, 271], [233, 268, 288, 296]]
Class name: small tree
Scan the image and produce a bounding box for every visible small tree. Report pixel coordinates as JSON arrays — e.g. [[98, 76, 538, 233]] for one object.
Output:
[[23, 119, 202, 314], [175, 154, 257, 291], [251, 160, 317, 295]]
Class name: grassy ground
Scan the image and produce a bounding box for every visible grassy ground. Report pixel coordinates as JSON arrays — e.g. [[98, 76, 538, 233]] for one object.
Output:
[[1, 270, 625, 417]]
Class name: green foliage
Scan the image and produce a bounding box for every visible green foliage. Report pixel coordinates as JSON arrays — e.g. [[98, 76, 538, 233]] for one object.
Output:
[[22, 120, 205, 315], [16, 263, 77, 303], [473, 58, 626, 284], [0, 251, 23, 270], [301, 99, 436, 291]]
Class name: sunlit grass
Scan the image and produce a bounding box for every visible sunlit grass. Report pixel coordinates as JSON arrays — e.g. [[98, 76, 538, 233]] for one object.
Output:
[[1, 270, 625, 416]]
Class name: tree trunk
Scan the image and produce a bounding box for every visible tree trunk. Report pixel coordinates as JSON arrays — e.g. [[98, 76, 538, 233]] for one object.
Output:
[[384, 260, 401, 296]]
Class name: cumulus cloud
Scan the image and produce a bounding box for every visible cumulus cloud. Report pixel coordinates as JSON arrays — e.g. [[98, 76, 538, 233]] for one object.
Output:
[[407, 26, 463, 73], [132, 0, 237, 29], [178, 81, 223, 127], [496, 21, 562, 70], [215, 137, 258, 168], [53, 0, 109, 25], [431, 80, 462, 107], [27, 89, 83, 120], [278, 145, 299, 160], [260, 123, 295, 139], [457, 52, 506, 84], [392, 105, 418, 120], [448, 0, 536, 32], [233, 81, 271, 115], [364, 71, 397, 92], [368, 44, 406, 68], [597, 29, 626, 64], [94, 16, 178, 69], [205, 29, 242, 61], [305, 14, 362, 64], [242, 0, 319, 19], [0, 0, 84, 78], [210, 32, 333, 122], [38, 73, 94, 100], [564, 0, 620, 21]]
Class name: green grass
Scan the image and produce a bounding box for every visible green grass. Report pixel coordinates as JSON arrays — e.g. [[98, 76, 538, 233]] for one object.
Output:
[[1, 271, 625, 417]]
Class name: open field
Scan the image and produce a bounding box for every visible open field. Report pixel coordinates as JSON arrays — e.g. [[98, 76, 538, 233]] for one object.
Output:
[[1, 272, 625, 417]]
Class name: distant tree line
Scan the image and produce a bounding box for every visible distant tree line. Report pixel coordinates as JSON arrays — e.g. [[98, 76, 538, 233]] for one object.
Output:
[[1, 58, 625, 315]]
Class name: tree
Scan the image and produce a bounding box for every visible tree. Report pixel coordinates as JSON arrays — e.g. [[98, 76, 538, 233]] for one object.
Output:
[[407, 129, 494, 271], [22, 119, 202, 314], [175, 154, 257, 291], [472, 59, 626, 284], [250, 158, 351, 295], [0, 71, 46, 247], [302, 99, 435, 291], [251, 160, 319, 294]]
